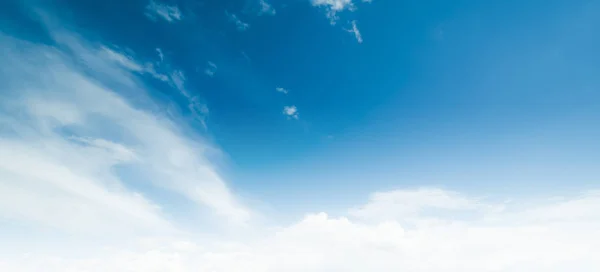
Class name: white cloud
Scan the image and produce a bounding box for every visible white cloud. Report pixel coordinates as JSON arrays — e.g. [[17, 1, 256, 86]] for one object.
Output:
[[160, 69, 210, 127], [311, 0, 371, 24], [102, 46, 169, 82], [227, 12, 250, 31], [259, 0, 276, 15], [2, 188, 599, 271], [346, 20, 363, 43], [169, 70, 187, 95], [156, 48, 164, 61], [188, 96, 210, 129], [205, 61, 217, 77], [311, 0, 355, 24], [208, 61, 217, 69], [0, 138, 170, 234], [100, 45, 209, 127], [348, 188, 479, 223], [283, 105, 299, 119], [69, 136, 139, 162], [169, 68, 210, 127], [145, 0, 183, 22], [275, 87, 288, 94], [102, 46, 144, 72], [0, 29, 250, 234]]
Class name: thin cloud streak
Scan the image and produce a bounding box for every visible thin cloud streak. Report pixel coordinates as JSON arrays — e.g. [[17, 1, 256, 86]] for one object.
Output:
[[347, 20, 363, 43], [276, 87, 289, 94], [145, 0, 183, 22], [205, 61, 217, 77], [226, 12, 250, 31]]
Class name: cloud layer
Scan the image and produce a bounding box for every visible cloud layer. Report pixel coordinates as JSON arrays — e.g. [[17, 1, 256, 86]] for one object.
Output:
[[2, 187, 599, 271]]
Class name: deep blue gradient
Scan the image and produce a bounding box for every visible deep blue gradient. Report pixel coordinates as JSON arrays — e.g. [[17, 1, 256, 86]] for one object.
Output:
[[4, 0, 599, 214]]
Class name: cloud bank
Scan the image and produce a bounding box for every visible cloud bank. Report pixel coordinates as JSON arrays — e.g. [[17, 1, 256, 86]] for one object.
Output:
[[2, 186, 599, 271]]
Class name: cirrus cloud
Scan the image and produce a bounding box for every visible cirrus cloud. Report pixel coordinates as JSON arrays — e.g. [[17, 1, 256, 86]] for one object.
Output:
[[0, 24, 250, 233], [145, 0, 183, 22]]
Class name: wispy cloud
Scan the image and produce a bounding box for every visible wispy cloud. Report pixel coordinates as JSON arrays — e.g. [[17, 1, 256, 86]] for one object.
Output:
[[156, 48, 164, 61], [145, 0, 183, 22], [311, 0, 371, 24], [168, 70, 210, 127], [205, 61, 217, 77], [69, 136, 139, 162], [283, 105, 299, 119], [241, 51, 251, 63], [311, 0, 355, 24], [259, 0, 276, 15], [102, 46, 169, 81], [346, 20, 363, 43], [348, 188, 487, 223], [275, 87, 289, 94], [101, 45, 209, 126], [0, 27, 249, 235], [226, 12, 250, 31], [101, 46, 144, 72]]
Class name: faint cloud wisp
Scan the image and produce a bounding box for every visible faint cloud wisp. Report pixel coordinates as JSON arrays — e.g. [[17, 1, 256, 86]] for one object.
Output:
[[145, 0, 183, 22]]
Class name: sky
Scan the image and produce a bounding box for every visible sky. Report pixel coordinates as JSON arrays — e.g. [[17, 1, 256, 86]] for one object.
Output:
[[0, 0, 599, 271]]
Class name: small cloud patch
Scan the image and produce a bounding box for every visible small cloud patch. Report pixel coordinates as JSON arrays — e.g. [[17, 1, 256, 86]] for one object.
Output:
[[259, 0, 276, 15], [283, 105, 299, 119], [275, 87, 288, 94], [226, 12, 250, 31], [311, 0, 355, 24], [311, 0, 372, 24], [205, 61, 217, 77], [145, 0, 183, 22]]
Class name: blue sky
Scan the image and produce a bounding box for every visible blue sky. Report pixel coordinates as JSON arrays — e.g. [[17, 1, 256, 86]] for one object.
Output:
[[1, 0, 600, 271]]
